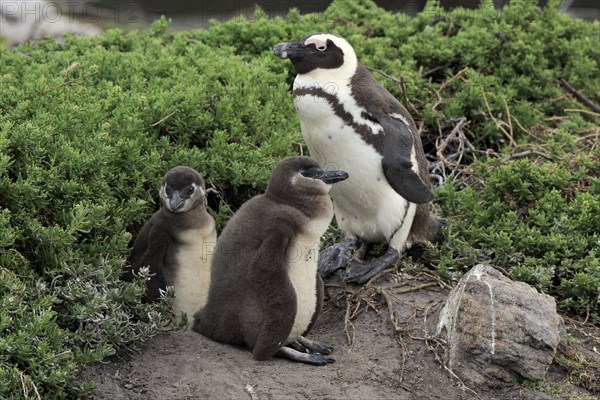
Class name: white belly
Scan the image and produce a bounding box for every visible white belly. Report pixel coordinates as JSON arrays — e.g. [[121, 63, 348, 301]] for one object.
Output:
[[286, 215, 331, 342], [173, 226, 217, 327], [295, 95, 412, 245]]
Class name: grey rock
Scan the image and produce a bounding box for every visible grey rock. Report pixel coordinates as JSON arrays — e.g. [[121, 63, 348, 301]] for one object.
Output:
[[437, 264, 566, 386]]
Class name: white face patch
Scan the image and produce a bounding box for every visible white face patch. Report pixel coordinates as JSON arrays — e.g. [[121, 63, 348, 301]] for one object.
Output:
[[293, 34, 385, 136], [296, 34, 357, 83], [177, 183, 204, 213], [305, 36, 327, 51], [291, 172, 331, 192], [159, 183, 171, 211], [160, 182, 205, 213], [192, 183, 205, 198]]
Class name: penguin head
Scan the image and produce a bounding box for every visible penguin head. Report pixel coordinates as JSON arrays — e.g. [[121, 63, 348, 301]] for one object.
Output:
[[159, 166, 207, 213], [267, 156, 348, 198], [273, 33, 357, 78]]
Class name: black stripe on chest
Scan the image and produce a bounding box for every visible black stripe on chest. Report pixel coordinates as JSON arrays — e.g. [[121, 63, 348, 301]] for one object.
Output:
[[293, 86, 385, 154]]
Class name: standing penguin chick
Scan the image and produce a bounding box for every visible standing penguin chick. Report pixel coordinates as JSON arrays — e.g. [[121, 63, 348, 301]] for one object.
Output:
[[193, 156, 348, 366], [128, 166, 217, 326], [273, 33, 445, 284]]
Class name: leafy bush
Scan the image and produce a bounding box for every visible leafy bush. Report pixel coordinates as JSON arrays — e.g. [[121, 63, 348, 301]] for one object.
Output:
[[0, 17, 298, 399], [0, 0, 598, 397], [430, 156, 599, 320]]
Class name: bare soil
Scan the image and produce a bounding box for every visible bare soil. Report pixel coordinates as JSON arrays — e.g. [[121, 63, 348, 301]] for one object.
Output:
[[83, 270, 599, 400]]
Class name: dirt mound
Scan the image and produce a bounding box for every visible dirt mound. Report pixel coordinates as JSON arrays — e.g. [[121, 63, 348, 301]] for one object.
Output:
[[83, 271, 597, 400]]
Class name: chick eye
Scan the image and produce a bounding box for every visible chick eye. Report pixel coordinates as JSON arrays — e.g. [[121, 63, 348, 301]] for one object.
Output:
[[316, 44, 327, 51], [187, 186, 195, 195]]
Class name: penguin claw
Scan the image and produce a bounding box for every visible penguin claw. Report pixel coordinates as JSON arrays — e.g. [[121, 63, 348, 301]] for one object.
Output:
[[308, 341, 335, 355], [294, 336, 335, 355], [343, 247, 400, 284], [320, 355, 336, 364], [307, 354, 336, 366], [275, 346, 336, 366], [318, 239, 359, 277], [308, 353, 336, 365]]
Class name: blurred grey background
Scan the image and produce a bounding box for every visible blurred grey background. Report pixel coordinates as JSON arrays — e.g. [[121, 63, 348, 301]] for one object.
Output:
[[1, 1, 599, 48], [94, 0, 600, 29]]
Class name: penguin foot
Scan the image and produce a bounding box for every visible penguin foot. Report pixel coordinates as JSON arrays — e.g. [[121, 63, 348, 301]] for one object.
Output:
[[291, 335, 334, 355], [344, 247, 400, 284], [275, 346, 335, 366], [318, 239, 360, 277]]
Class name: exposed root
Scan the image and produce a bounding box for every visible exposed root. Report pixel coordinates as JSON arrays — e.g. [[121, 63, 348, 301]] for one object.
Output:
[[377, 287, 409, 383], [343, 293, 357, 349], [416, 270, 453, 290], [330, 271, 486, 399], [421, 303, 483, 400]]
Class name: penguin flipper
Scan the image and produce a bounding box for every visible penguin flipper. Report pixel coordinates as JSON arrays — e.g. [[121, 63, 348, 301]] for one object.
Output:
[[129, 220, 170, 302], [251, 231, 297, 360], [373, 113, 434, 204], [303, 274, 324, 336]]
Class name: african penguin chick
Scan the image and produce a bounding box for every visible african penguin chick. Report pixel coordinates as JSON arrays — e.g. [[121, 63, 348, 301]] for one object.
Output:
[[273, 33, 446, 285], [128, 166, 217, 327], [193, 156, 348, 366]]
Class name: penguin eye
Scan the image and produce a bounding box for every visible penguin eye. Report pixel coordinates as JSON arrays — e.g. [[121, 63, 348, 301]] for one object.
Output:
[[316, 44, 327, 52], [187, 186, 195, 195]]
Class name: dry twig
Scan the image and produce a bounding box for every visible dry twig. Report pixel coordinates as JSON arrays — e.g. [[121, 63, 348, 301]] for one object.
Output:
[[19, 370, 42, 400], [481, 89, 516, 148], [564, 108, 600, 118], [499, 150, 554, 163], [151, 109, 180, 127], [429, 67, 469, 110], [555, 78, 600, 113], [417, 270, 453, 290], [432, 116, 475, 182]]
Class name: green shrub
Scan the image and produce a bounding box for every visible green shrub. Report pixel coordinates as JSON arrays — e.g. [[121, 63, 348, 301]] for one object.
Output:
[[430, 155, 599, 320], [0, 17, 299, 399], [0, 0, 599, 397]]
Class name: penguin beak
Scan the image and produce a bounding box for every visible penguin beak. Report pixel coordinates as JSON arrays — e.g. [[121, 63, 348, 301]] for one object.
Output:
[[273, 41, 304, 59], [301, 166, 349, 184], [169, 191, 186, 212]]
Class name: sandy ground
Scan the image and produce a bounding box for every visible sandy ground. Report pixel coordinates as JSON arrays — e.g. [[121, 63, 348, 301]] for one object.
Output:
[[82, 270, 598, 400]]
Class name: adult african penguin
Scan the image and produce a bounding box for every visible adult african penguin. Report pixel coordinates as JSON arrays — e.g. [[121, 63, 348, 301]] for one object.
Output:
[[193, 156, 348, 366], [273, 33, 445, 284], [127, 166, 217, 327]]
